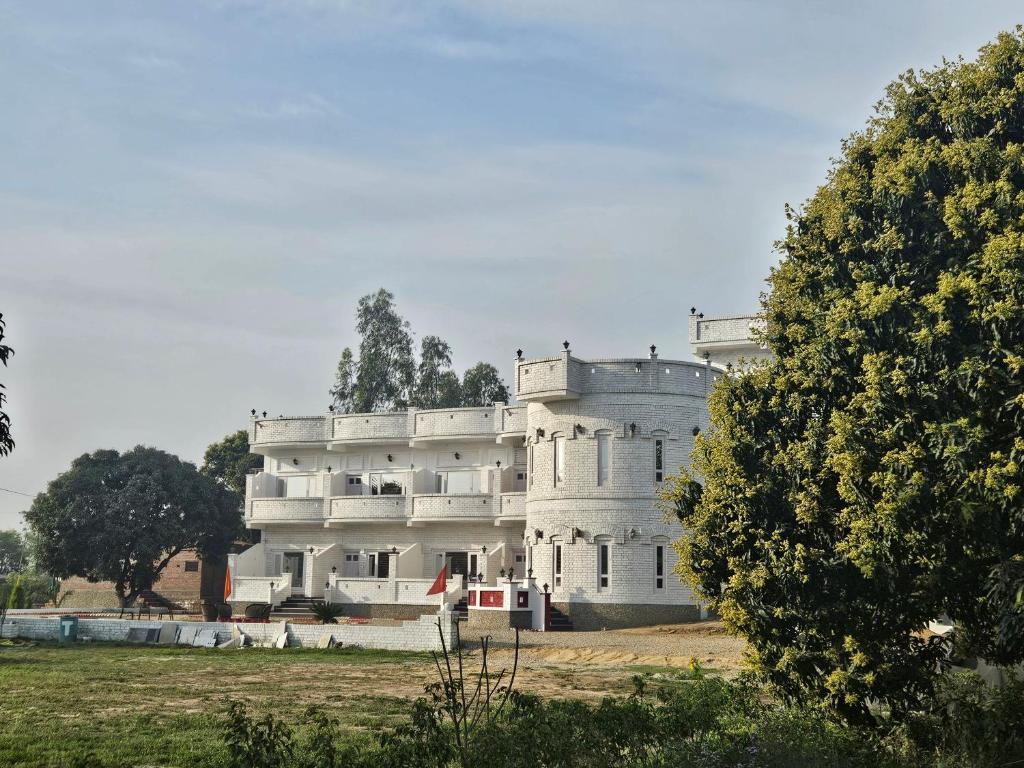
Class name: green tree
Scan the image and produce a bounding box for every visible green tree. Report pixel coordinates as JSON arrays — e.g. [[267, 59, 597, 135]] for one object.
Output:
[[0, 529, 25, 574], [6, 573, 25, 609], [354, 288, 416, 412], [412, 335, 462, 409], [666, 28, 1024, 723], [0, 312, 13, 456], [329, 347, 357, 413], [25, 446, 241, 607], [202, 430, 263, 498], [460, 362, 510, 406]]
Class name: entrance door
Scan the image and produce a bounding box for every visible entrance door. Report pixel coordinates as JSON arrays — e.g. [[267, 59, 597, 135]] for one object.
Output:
[[445, 552, 469, 580], [342, 553, 359, 577], [376, 552, 391, 579], [283, 552, 305, 593]]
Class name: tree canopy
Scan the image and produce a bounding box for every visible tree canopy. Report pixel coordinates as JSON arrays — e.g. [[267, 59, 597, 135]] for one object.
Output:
[[412, 336, 463, 409], [330, 289, 510, 412], [666, 29, 1024, 723], [25, 446, 240, 606], [0, 529, 25, 575], [0, 312, 13, 456], [201, 430, 263, 498], [460, 362, 510, 407]]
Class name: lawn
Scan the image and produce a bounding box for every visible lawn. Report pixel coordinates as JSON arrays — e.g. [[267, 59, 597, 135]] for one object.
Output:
[[0, 643, 433, 768], [0, 639, 663, 768]]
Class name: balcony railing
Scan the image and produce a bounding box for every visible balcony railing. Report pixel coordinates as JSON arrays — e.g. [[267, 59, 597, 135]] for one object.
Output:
[[328, 495, 409, 523], [411, 408, 499, 442], [330, 412, 409, 443], [250, 417, 327, 446], [499, 492, 526, 518], [411, 493, 495, 520], [247, 497, 325, 523]]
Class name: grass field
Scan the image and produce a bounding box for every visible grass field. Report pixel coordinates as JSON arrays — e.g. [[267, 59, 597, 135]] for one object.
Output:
[[0, 636, 710, 768], [0, 643, 432, 767]]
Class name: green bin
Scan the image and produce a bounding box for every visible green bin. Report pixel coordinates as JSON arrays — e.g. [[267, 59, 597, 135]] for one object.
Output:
[[58, 616, 78, 644]]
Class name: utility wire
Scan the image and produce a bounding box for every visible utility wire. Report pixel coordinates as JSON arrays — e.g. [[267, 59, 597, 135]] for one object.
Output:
[[0, 486, 32, 497]]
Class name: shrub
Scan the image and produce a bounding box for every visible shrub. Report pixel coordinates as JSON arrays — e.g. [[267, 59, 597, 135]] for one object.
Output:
[[310, 601, 346, 624]]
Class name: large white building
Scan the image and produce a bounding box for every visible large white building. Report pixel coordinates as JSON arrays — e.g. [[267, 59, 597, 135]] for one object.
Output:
[[230, 315, 764, 630]]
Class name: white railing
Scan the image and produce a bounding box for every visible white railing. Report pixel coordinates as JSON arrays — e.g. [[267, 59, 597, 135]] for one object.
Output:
[[499, 492, 526, 518], [248, 498, 325, 523], [230, 576, 291, 607], [328, 495, 409, 522], [411, 494, 494, 519], [327, 574, 463, 606]]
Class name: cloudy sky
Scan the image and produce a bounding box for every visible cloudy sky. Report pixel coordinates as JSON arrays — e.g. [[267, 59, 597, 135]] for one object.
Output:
[[1, 1, 1021, 527]]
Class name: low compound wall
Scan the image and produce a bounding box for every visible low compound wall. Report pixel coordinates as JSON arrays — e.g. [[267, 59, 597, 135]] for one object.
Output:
[[0, 612, 455, 652]]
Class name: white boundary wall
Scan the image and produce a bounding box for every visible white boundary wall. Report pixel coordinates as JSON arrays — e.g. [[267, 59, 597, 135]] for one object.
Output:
[[1, 612, 455, 652]]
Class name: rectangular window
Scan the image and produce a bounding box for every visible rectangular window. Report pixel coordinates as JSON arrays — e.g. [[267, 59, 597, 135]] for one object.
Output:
[[655, 545, 665, 590], [553, 544, 562, 588], [469, 554, 478, 579], [654, 439, 664, 483], [598, 544, 609, 590], [528, 445, 534, 489], [597, 432, 610, 486], [184, 561, 199, 573], [435, 471, 478, 494], [553, 436, 565, 487], [346, 475, 363, 496], [369, 472, 404, 495]]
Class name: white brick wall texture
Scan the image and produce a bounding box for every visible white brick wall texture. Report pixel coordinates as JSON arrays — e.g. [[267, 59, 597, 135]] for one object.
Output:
[[1, 614, 454, 651]]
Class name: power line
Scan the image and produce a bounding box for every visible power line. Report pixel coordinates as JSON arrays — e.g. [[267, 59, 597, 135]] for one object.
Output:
[[0, 486, 32, 497]]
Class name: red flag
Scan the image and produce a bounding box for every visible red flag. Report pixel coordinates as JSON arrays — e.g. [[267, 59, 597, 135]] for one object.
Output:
[[426, 565, 447, 596], [223, 562, 232, 601]]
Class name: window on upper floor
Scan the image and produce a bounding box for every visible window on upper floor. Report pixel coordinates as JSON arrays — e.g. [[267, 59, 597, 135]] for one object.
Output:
[[553, 434, 566, 488], [184, 561, 199, 573], [528, 445, 534, 489], [596, 431, 611, 486], [436, 470, 478, 495], [369, 472, 405, 496], [654, 437, 665, 483]]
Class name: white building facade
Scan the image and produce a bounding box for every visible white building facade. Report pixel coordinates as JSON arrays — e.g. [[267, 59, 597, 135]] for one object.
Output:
[[235, 321, 763, 630]]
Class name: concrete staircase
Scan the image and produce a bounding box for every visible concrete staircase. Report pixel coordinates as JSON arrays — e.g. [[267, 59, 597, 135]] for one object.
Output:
[[452, 598, 469, 622], [270, 596, 321, 620], [548, 605, 574, 632]]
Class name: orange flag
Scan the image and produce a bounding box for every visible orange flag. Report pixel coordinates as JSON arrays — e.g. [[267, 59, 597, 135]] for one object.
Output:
[[426, 565, 447, 596], [223, 562, 232, 601]]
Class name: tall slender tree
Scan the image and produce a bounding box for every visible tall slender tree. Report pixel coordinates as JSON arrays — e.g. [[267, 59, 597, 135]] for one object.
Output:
[[0, 312, 13, 456], [412, 335, 462, 409], [460, 362, 510, 406], [329, 347, 357, 413]]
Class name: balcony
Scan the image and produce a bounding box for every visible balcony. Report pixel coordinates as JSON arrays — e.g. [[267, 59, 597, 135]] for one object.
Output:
[[246, 497, 325, 524], [410, 493, 495, 522], [327, 495, 410, 524], [498, 492, 526, 521], [410, 407, 500, 444], [496, 405, 527, 444], [250, 417, 327, 448], [330, 412, 409, 445], [515, 355, 582, 402]]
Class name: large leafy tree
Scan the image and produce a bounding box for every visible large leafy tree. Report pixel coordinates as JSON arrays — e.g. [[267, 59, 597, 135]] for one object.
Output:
[[667, 29, 1024, 723], [201, 430, 263, 498], [412, 336, 463, 409], [0, 529, 25, 575], [329, 289, 416, 412], [460, 362, 510, 406], [0, 312, 13, 456], [25, 446, 240, 606]]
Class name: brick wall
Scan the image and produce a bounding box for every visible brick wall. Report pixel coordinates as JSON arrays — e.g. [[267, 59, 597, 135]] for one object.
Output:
[[58, 550, 210, 609]]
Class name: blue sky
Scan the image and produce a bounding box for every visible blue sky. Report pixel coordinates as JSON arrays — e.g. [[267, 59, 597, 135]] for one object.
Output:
[[2, 1, 1022, 526]]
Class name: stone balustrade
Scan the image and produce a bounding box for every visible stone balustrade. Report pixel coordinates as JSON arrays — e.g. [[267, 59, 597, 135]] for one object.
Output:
[[247, 497, 325, 523], [499, 492, 526, 519], [410, 493, 495, 520], [328, 495, 410, 523]]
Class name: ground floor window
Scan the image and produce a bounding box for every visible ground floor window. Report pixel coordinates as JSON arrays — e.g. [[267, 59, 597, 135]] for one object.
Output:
[[596, 538, 610, 591], [654, 544, 665, 590], [553, 543, 562, 588]]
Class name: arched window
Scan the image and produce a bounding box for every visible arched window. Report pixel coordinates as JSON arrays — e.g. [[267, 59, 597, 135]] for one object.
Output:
[[595, 535, 611, 591], [652, 431, 668, 483], [595, 430, 611, 486], [552, 432, 566, 488], [652, 536, 669, 591]]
